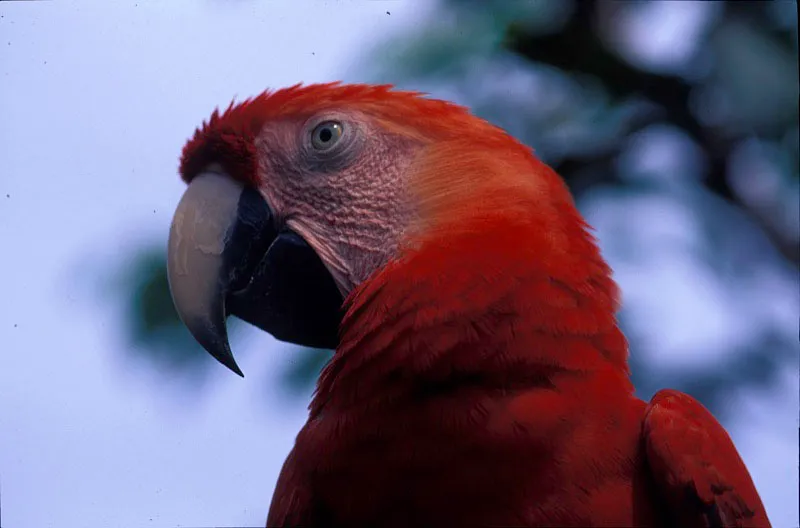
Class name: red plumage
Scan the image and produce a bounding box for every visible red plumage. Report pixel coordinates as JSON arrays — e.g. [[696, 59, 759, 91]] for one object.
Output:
[[272, 192, 770, 525], [179, 84, 771, 527]]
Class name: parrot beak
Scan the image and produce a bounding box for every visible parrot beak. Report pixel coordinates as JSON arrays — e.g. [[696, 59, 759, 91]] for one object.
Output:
[[167, 168, 343, 376]]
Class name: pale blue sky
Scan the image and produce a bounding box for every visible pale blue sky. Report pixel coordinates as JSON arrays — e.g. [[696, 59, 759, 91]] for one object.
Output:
[[0, 2, 432, 526], [0, 1, 797, 527]]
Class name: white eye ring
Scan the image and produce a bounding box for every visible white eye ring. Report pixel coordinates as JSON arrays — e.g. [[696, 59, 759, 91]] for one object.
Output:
[[311, 121, 344, 151]]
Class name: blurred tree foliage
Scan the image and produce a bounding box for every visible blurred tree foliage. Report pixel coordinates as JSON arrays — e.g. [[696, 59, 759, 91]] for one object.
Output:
[[116, 0, 798, 414]]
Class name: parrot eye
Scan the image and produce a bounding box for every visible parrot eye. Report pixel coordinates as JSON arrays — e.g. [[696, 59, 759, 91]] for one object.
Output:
[[311, 121, 344, 151]]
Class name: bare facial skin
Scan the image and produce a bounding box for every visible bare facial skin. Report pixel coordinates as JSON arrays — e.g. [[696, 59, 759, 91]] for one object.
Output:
[[252, 111, 422, 296]]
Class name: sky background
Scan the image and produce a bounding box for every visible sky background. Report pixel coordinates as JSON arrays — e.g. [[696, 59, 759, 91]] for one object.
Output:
[[0, 1, 797, 528]]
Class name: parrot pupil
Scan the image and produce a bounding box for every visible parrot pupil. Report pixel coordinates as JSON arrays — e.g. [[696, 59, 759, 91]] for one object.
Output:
[[311, 121, 342, 150]]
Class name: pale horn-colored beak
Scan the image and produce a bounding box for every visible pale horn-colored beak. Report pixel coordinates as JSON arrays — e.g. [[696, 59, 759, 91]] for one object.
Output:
[[167, 168, 275, 376], [167, 166, 344, 377]]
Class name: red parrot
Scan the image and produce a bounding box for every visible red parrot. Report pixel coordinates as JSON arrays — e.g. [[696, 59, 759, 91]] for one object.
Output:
[[166, 83, 771, 527]]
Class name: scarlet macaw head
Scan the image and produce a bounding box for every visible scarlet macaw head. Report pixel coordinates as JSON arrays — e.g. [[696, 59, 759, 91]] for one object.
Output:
[[167, 83, 580, 376]]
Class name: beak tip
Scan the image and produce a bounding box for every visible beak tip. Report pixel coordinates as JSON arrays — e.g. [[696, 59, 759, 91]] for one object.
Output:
[[209, 348, 245, 377], [183, 316, 245, 377], [205, 340, 245, 378], [229, 362, 245, 378]]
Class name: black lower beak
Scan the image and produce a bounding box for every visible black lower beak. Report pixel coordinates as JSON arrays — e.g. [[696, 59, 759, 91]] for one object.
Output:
[[167, 170, 343, 376]]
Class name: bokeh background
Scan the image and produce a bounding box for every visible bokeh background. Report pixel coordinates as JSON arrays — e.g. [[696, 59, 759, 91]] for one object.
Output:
[[1, 1, 797, 527]]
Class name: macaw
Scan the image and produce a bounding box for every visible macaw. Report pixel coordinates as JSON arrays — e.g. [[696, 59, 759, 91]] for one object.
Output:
[[166, 83, 771, 527]]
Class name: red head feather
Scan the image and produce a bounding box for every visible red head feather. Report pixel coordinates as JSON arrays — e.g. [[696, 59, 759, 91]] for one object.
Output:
[[178, 82, 521, 186]]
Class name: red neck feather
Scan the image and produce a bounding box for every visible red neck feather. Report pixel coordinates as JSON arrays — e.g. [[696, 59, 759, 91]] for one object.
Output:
[[311, 183, 631, 416]]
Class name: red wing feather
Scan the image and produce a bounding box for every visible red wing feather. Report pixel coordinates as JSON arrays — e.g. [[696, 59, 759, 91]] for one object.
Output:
[[643, 389, 771, 528]]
